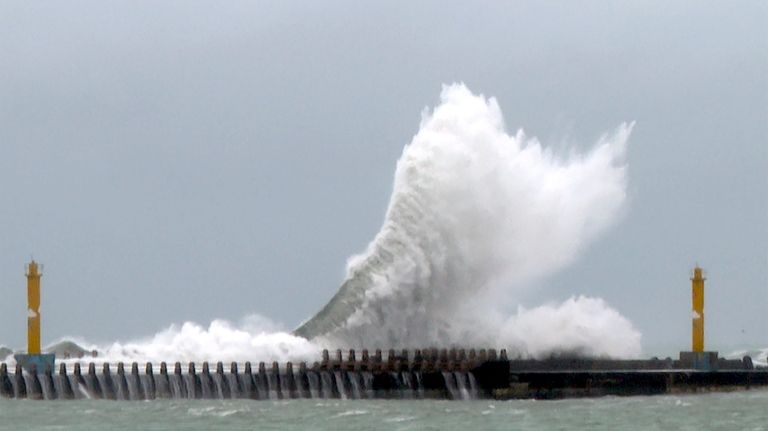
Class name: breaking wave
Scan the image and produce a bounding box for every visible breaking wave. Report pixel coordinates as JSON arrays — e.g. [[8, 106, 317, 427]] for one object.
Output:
[[295, 83, 640, 357], [2, 84, 642, 363]]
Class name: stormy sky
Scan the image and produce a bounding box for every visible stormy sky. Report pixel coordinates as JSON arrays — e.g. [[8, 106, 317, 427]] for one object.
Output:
[[0, 1, 765, 356]]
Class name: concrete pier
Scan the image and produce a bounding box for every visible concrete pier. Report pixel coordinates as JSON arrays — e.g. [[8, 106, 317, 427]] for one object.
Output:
[[1, 349, 766, 401]]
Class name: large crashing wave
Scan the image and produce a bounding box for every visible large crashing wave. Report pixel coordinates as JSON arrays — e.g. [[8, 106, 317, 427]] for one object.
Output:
[[3, 84, 642, 364], [296, 83, 641, 357]]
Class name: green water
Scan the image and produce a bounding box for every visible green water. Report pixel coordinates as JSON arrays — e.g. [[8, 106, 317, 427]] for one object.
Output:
[[2, 391, 767, 430]]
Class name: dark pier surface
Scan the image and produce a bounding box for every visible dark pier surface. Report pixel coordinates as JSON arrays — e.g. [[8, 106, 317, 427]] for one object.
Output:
[[1, 349, 766, 401], [499, 354, 768, 399]]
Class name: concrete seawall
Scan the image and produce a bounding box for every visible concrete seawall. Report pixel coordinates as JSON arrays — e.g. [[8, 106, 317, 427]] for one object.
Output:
[[0, 348, 509, 401], [499, 355, 768, 399], [3, 349, 767, 401]]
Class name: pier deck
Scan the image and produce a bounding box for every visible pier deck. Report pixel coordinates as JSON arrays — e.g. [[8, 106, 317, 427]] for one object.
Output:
[[1, 349, 766, 401]]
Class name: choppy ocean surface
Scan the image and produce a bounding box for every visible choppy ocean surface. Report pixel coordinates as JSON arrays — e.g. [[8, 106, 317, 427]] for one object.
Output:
[[1, 391, 767, 431]]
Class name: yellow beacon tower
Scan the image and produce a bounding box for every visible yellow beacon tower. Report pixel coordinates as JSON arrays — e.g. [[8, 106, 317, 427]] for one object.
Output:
[[680, 265, 716, 370], [26, 260, 42, 355], [691, 266, 705, 352], [14, 259, 55, 373]]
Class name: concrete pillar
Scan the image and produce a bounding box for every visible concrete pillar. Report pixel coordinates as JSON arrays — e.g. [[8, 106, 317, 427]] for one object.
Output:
[[257, 362, 267, 400], [348, 349, 356, 363], [130, 362, 145, 400], [174, 362, 187, 399], [58, 363, 74, 400], [27, 364, 43, 400], [374, 349, 382, 363], [0, 363, 11, 398], [156, 362, 170, 399], [229, 362, 241, 398], [272, 361, 282, 399], [322, 349, 330, 366], [387, 349, 396, 372], [285, 362, 296, 398], [201, 362, 213, 399], [296, 362, 308, 398], [412, 349, 423, 371], [488, 349, 497, 361], [84, 362, 102, 399], [43, 365, 56, 399], [215, 361, 231, 399], [422, 349, 434, 372], [361, 349, 369, 363], [500, 349, 508, 361], [144, 363, 156, 400], [102, 363, 116, 400], [243, 362, 256, 400], [116, 362, 129, 400], [188, 362, 200, 399], [743, 356, 754, 370], [14, 364, 26, 399]]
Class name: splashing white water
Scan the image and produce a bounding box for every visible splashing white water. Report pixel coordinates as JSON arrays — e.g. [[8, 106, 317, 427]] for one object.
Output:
[[296, 83, 640, 357], [3, 84, 641, 363], [499, 296, 641, 358], [29, 315, 317, 365]]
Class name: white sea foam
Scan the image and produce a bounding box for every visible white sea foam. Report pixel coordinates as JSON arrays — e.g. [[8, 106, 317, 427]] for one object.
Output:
[[498, 296, 641, 358], [43, 315, 317, 364]]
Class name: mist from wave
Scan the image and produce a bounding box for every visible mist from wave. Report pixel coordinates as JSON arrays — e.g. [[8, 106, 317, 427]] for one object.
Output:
[[296, 83, 640, 357], [2, 84, 644, 363]]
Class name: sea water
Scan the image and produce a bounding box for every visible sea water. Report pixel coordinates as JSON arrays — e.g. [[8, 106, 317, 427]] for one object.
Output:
[[1, 391, 767, 431]]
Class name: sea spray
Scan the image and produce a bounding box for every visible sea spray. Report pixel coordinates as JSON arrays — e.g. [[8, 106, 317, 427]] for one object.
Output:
[[6, 84, 642, 363], [296, 83, 639, 356], [498, 296, 641, 358], [43, 315, 316, 365]]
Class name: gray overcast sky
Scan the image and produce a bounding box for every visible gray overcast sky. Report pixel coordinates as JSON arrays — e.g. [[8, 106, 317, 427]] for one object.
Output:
[[0, 1, 765, 356]]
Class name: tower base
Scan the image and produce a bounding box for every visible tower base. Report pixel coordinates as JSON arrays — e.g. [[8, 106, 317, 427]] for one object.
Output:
[[14, 353, 56, 374], [679, 351, 718, 370]]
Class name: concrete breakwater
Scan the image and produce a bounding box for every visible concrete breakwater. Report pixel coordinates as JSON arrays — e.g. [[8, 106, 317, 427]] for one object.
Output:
[[5, 348, 765, 401], [0, 348, 509, 401], [499, 355, 768, 399]]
